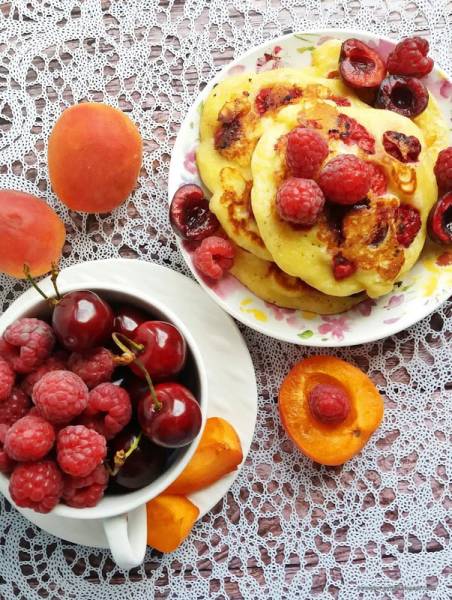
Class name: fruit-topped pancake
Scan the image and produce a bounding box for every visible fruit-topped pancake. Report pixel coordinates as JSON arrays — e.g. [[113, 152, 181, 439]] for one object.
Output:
[[251, 95, 437, 297], [170, 36, 451, 311]]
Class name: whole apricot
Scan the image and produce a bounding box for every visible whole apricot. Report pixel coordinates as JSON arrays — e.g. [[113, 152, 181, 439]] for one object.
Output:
[[0, 190, 65, 278], [279, 356, 384, 465], [48, 103, 142, 213]]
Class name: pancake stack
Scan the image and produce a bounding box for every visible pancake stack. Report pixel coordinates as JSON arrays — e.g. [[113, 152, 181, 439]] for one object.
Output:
[[196, 40, 448, 313]]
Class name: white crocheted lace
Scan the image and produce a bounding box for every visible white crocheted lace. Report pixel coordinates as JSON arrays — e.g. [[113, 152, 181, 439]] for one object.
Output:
[[0, 1, 451, 599]]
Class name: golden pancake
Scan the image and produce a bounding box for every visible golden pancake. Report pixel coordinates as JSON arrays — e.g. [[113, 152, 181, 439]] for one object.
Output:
[[197, 67, 349, 260], [230, 245, 364, 314], [250, 93, 439, 298]]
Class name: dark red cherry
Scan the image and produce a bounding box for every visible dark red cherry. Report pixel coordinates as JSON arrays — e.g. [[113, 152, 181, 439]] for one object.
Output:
[[428, 192, 452, 246], [130, 321, 186, 381], [52, 291, 114, 352], [137, 382, 202, 448], [339, 38, 386, 89], [113, 304, 148, 337], [109, 427, 168, 490], [375, 75, 428, 118], [170, 184, 219, 241]]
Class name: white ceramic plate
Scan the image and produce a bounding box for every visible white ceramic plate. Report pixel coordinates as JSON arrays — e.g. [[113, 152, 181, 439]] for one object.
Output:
[[0, 259, 257, 549], [169, 29, 452, 346]]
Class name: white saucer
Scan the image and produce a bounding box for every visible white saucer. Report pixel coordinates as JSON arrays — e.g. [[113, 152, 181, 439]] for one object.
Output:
[[6, 259, 257, 549]]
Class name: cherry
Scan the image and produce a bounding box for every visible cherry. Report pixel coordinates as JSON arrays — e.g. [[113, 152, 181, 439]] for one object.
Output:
[[113, 304, 148, 337], [170, 184, 219, 241], [130, 321, 186, 381], [109, 427, 168, 490], [52, 291, 114, 352], [428, 192, 452, 246], [375, 75, 428, 118], [138, 382, 202, 448], [382, 130, 421, 163], [339, 38, 386, 89]]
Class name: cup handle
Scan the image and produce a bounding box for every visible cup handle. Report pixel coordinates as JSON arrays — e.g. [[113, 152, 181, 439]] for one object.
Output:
[[103, 504, 147, 570]]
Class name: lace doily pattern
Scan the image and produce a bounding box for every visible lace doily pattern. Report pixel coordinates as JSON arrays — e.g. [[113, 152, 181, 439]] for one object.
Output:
[[0, 1, 451, 598]]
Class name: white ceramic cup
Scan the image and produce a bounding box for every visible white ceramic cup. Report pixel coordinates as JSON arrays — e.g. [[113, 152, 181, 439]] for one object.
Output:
[[0, 278, 208, 569]]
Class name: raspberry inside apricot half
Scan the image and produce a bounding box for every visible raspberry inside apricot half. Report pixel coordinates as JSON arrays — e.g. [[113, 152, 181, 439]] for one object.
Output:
[[279, 356, 384, 466]]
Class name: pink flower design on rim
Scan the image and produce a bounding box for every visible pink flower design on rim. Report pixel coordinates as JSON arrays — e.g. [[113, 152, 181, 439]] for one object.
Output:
[[318, 316, 350, 340], [439, 79, 452, 99], [385, 294, 404, 309], [228, 64, 246, 76], [183, 148, 197, 175], [256, 45, 283, 72], [365, 38, 396, 60]]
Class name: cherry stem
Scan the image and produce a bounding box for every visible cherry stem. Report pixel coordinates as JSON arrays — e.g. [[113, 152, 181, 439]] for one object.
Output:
[[109, 431, 143, 476], [50, 262, 61, 301], [111, 332, 161, 411], [23, 264, 60, 306]]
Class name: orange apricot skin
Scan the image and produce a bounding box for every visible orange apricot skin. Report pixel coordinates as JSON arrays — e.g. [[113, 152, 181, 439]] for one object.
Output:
[[0, 190, 66, 278], [48, 102, 142, 213], [279, 356, 384, 466], [165, 417, 243, 495], [146, 494, 199, 553]]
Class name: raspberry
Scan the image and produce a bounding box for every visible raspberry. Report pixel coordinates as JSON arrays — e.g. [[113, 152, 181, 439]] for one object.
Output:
[[383, 130, 421, 163], [68, 347, 114, 389], [332, 253, 357, 280], [286, 128, 329, 179], [1, 318, 55, 374], [21, 353, 67, 397], [33, 370, 89, 425], [308, 383, 351, 424], [375, 75, 428, 118], [9, 459, 63, 513], [387, 36, 434, 78], [0, 423, 15, 474], [193, 236, 235, 280], [80, 382, 132, 440], [62, 464, 109, 508], [0, 387, 31, 426], [276, 177, 325, 226], [329, 114, 375, 154], [396, 204, 421, 247], [368, 163, 388, 196], [4, 415, 55, 462], [57, 425, 106, 477], [434, 147, 452, 192], [318, 154, 371, 205], [0, 356, 15, 402]]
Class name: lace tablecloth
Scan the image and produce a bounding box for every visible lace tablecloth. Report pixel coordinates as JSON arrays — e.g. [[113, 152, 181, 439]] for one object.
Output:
[[0, 1, 451, 598]]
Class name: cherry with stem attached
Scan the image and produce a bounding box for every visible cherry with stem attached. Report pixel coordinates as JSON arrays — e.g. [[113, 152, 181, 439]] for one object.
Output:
[[112, 333, 202, 449], [24, 264, 114, 352]]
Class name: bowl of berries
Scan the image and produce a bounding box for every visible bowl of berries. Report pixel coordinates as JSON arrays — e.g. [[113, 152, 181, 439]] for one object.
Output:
[[0, 267, 208, 569]]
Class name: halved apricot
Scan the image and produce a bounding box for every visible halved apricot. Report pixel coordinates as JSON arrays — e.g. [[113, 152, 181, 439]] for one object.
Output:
[[279, 356, 384, 465], [0, 190, 65, 278], [146, 494, 199, 553], [48, 103, 142, 214], [165, 417, 243, 495]]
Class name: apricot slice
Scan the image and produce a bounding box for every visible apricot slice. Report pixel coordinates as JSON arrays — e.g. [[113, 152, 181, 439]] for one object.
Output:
[[146, 494, 199, 553], [165, 417, 243, 495], [279, 356, 384, 465], [0, 190, 65, 278], [48, 103, 142, 213]]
